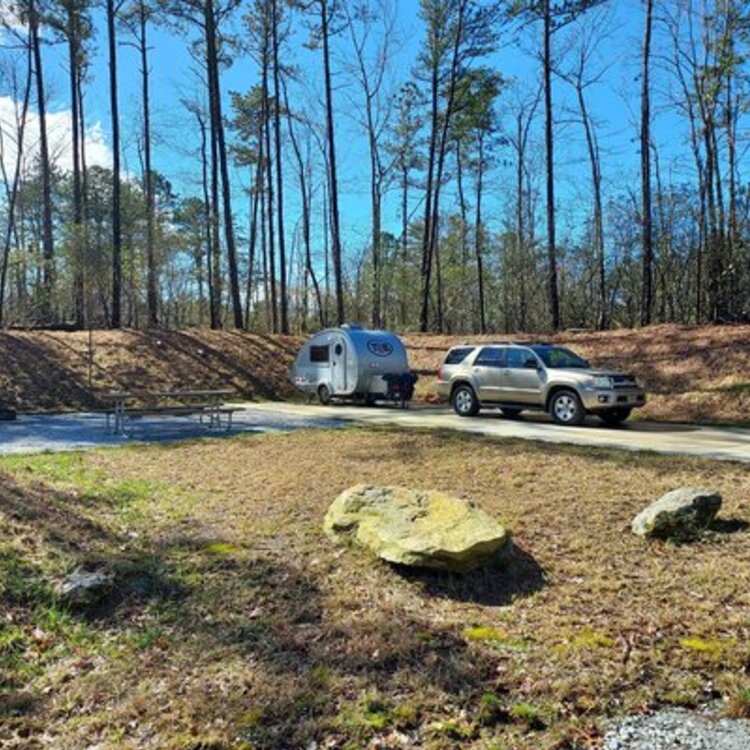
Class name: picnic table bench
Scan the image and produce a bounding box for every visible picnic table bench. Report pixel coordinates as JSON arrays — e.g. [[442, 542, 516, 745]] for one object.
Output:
[[101, 389, 239, 436]]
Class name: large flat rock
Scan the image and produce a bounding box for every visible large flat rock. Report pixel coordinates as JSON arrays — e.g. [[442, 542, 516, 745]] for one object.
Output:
[[324, 484, 512, 572]]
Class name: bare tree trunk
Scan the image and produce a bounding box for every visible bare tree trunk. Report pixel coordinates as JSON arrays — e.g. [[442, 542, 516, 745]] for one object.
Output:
[[108, 0, 122, 328], [29, 0, 55, 324], [67, 6, 85, 328], [139, 1, 158, 327], [208, 106, 222, 328], [321, 0, 345, 324], [474, 133, 486, 333], [261, 36, 278, 332], [543, 0, 560, 330], [640, 0, 654, 326], [245, 150, 262, 327], [204, 0, 242, 329], [271, 0, 288, 332], [418, 59, 439, 333], [576, 83, 606, 329], [400, 165, 408, 329], [0, 46, 33, 326], [283, 82, 324, 328]]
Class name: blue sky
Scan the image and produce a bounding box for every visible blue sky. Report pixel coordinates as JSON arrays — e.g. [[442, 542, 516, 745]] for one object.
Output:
[[1, 0, 707, 265]]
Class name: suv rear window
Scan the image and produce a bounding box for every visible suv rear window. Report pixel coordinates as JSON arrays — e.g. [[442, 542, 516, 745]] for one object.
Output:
[[444, 347, 475, 365]]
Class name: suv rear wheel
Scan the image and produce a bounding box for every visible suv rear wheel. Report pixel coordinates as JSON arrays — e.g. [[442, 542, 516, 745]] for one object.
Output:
[[550, 389, 585, 426], [452, 384, 479, 417], [599, 408, 631, 426]]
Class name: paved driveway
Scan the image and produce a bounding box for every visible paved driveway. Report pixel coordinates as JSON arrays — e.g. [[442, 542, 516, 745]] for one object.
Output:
[[2, 402, 750, 462], [246, 402, 750, 463]]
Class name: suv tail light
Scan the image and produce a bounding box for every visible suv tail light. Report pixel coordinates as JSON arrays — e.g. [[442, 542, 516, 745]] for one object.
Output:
[[437, 365, 443, 381]]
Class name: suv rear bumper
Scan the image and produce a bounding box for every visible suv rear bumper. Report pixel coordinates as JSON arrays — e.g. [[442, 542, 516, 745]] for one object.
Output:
[[581, 388, 646, 412]]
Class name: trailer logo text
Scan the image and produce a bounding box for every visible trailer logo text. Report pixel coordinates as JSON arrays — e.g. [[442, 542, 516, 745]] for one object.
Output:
[[367, 341, 393, 357]]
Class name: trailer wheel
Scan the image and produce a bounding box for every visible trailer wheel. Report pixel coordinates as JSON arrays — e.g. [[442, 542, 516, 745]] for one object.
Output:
[[317, 384, 332, 405]]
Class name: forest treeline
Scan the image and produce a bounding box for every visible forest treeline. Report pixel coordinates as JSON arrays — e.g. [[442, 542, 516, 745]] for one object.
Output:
[[0, 0, 747, 334]]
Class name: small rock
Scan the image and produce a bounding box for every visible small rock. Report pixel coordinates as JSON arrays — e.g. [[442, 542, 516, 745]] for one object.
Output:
[[56, 567, 114, 607], [632, 487, 722, 540], [324, 484, 512, 573]]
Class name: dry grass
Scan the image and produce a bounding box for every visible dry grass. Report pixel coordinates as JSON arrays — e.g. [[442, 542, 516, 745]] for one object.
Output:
[[2, 428, 750, 749]]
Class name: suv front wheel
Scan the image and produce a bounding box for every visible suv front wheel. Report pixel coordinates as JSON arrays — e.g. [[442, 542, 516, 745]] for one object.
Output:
[[549, 389, 585, 426], [452, 384, 480, 417]]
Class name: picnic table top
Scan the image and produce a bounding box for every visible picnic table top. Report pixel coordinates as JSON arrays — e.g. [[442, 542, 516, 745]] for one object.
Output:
[[101, 389, 236, 401]]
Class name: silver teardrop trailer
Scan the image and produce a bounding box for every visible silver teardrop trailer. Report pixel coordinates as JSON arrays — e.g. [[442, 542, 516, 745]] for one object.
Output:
[[290, 324, 417, 406]]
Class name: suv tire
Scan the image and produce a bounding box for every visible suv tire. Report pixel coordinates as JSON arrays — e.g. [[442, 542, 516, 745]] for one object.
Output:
[[599, 408, 631, 426], [452, 384, 480, 417], [318, 384, 332, 405], [549, 389, 585, 426]]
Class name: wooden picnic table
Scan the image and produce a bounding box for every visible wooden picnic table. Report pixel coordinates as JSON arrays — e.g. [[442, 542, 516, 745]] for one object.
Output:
[[101, 389, 237, 435]]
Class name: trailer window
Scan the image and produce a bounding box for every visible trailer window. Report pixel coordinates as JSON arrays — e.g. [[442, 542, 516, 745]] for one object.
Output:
[[310, 345, 330, 363]]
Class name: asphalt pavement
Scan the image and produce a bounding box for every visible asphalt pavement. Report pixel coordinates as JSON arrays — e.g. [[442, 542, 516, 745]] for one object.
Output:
[[2, 402, 750, 462], [246, 402, 750, 463]]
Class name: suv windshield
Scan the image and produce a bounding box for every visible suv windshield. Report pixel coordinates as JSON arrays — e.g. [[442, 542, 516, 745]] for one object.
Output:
[[531, 346, 589, 368]]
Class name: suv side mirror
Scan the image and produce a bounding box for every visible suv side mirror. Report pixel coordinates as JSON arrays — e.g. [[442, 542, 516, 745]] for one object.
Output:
[[524, 357, 539, 370]]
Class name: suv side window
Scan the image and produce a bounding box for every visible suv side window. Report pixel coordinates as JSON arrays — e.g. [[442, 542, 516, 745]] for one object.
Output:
[[474, 347, 507, 368], [444, 347, 475, 365], [507, 348, 534, 368]]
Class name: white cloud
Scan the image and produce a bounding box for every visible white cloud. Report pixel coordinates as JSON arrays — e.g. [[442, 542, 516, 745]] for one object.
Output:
[[0, 1, 25, 33], [0, 96, 113, 180]]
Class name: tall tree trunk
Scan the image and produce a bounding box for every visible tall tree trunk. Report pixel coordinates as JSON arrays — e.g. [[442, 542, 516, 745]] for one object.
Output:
[[209, 104, 222, 328], [283, 80, 323, 328], [261, 34, 278, 332], [321, 0, 344, 324], [474, 133, 486, 334], [108, 0, 122, 328], [576, 83, 606, 330], [0, 45, 33, 327], [139, 1, 158, 326], [245, 154, 261, 327], [67, 7, 85, 328], [400, 164, 408, 329], [78, 72, 90, 323], [418, 56, 439, 333], [271, 0, 288, 332], [205, 0, 243, 329], [29, 0, 55, 324], [543, 0, 560, 331], [422, 0, 467, 333], [640, 0, 654, 326], [198, 110, 212, 327]]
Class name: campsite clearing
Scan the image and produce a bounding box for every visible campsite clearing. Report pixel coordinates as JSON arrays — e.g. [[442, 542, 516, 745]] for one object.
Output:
[[2, 427, 750, 749]]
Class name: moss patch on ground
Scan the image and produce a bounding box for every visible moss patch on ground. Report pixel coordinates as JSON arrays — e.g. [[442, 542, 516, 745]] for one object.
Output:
[[1, 428, 750, 749]]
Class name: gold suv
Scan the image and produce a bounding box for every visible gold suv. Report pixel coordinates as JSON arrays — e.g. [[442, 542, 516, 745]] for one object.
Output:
[[436, 342, 646, 426]]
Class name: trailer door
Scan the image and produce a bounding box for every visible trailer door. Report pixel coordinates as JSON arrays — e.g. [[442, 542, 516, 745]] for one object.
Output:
[[331, 337, 348, 393]]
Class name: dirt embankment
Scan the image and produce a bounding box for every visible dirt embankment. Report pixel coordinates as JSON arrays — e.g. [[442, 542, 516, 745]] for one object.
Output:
[[0, 329, 302, 412], [1, 324, 750, 424]]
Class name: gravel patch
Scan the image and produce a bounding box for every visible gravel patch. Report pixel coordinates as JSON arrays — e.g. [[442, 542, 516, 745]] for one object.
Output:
[[603, 708, 750, 750]]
